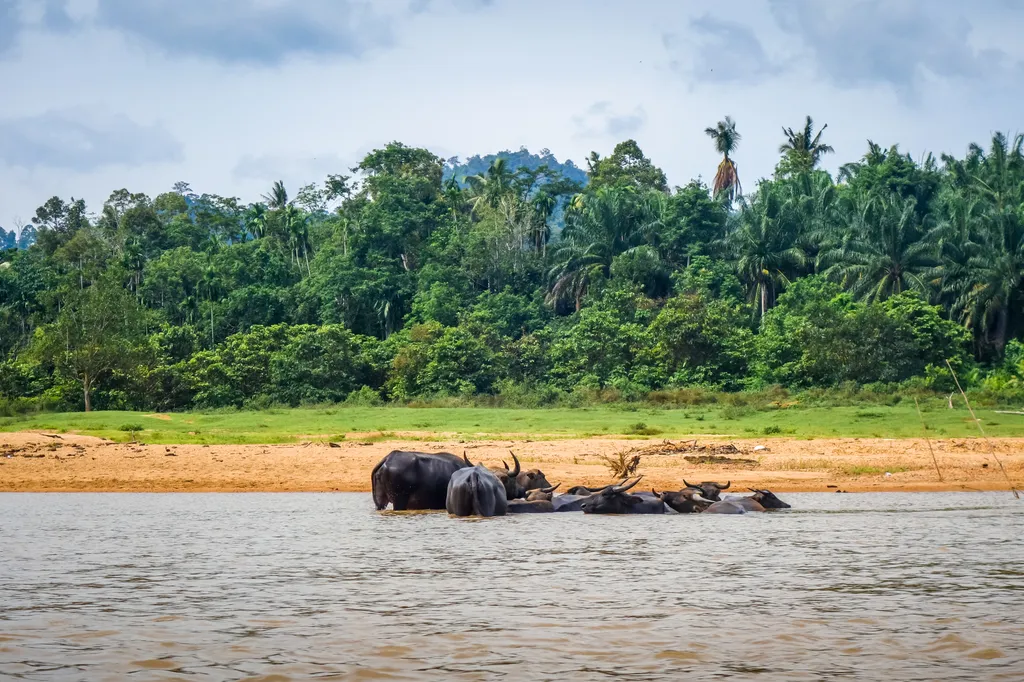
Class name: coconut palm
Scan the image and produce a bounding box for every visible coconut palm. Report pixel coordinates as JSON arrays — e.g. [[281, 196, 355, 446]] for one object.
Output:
[[704, 116, 742, 202], [777, 116, 834, 176], [262, 180, 289, 211]]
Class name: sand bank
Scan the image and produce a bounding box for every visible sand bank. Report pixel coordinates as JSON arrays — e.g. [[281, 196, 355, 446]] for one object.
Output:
[[2, 430, 1022, 494]]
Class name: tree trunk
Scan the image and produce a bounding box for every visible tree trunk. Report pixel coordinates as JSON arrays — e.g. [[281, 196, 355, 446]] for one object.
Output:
[[760, 283, 768, 318], [83, 375, 91, 413], [994, 305, 1009, 356]]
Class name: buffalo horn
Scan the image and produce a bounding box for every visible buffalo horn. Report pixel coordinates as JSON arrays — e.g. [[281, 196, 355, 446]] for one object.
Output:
[[716, 481, 731, 490], [508, 450, 521, 477], [463, 451, 473, 466], [652, 487, 664, 500], [502, 461, 509, 471], [683, 479, 699, 490], [613, 475, 643, 494], [541, 483, 560, 493]]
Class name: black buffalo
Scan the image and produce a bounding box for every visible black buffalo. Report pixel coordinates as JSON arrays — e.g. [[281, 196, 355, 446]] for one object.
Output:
[[566, 480, 628, 495], [372, 450, 469, 511], [682, 480, 731, 501], [446, 465, 508, 517], [507, 499, 555, 513], [524, 484, 560, 502], [503, 460, 554, 493], [579, 477, 666, 515], [725, 488, 792, 511], [652, 488, 716, 514], [465, 451, 525, 500]]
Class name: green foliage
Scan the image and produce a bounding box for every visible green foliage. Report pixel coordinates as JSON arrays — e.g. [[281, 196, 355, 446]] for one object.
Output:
[[2, 133, 1023, 413]]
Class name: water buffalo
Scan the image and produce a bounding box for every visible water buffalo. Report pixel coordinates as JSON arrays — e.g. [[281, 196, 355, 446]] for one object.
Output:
[[507, 499, 554, 513], [566, 480, 628, 495], [524, 484, 560, 502], [551, 494, 589, 512], [743, 488, 792, 510], [446, 465, 508, 517], [702, 500, 746, 514], [579, 477, 666, 515], [465, 451, 525, 500], [652, 488, 716, 514], [682, 480, 731, 501], [503, 461, 554, 493], [372, 450, 469, 510]]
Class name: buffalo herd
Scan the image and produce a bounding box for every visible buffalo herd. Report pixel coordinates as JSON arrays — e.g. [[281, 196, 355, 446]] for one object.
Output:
[[371, 449, 792, 517]]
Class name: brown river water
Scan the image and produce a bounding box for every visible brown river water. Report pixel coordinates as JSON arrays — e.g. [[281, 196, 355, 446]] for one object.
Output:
[[1, 492, 1022, 681]]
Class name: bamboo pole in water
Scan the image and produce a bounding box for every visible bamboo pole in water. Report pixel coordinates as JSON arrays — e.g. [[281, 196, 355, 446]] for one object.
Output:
[[945, 359, 1020, 499], [914, 397, 943, 482]]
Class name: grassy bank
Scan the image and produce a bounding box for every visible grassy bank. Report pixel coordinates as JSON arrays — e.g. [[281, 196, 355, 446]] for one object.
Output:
[[2, 399, 1023, 444]]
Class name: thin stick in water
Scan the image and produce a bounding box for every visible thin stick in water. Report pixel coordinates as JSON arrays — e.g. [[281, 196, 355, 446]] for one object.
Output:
[[914, 397, 943, 482], [945, 359, 1019, 499]]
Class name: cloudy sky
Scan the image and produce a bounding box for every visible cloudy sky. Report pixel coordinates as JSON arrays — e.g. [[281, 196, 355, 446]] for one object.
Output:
[[1, 0, 1022, 230]]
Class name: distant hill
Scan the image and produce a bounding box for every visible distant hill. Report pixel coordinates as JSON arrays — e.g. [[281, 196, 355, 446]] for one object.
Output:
[[443, 147, 589, 188], [443, 148, 588, 234]]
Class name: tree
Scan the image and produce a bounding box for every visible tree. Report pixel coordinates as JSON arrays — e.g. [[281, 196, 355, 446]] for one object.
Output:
[[777, 116, 834, 177], [939, 133, 1024, 355], [586, 140, 668, 192], [819, 191, 935, 303], [705, 117, 742, 202], [31, 282, 148, 411], [547, 186, 665, 311], [729, 181, 805, 317]]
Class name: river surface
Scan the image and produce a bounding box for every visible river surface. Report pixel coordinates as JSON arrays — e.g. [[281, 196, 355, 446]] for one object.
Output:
[[0, 493, 1022, 681]]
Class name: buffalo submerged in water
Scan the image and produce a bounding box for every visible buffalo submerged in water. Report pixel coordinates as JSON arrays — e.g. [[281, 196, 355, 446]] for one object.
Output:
[[446, 465, 508, 517]]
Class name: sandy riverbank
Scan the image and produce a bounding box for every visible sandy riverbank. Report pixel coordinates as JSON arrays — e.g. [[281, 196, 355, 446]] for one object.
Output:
[[2, 430, 1022, 493]]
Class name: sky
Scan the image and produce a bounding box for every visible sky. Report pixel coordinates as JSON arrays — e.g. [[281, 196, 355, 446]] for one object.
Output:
[[1, 0, 1023, 231]]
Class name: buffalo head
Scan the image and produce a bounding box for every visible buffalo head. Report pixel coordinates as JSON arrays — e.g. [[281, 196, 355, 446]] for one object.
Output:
[[465, 450, 525, 500], [579, 476, 645, 514], [682, 480, 730, 501], [747, 488, 791, 509], [653, 488, 716, 514], [524, 483, 560, 502]]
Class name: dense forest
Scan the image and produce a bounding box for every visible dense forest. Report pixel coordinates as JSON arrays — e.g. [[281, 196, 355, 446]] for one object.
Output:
[[2, 117, 1024, 413]]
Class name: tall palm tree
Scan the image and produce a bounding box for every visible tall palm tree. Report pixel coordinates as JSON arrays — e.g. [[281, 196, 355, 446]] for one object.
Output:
[[819, 191, 936, 303], [547, 186, 663, 311], [778, 116, 834, 176], [729, 182, 805, 317], [262, 181, 289, 211], [705, 116, 742, 202]]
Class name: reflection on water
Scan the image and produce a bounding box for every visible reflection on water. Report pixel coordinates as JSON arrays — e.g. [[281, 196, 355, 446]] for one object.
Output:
[[1, 493, 1022, 681]]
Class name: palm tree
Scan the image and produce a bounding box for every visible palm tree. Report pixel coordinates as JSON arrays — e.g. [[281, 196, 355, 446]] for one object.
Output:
[[705, 116, 742, 202], [245, 203, 269, 239], [282, 205, 312, 276], [547, 186, 663, 311], [778, 116, 834, 176], [819, 191, 936, 303], [729, 182, 805, 317], [464, 158, 514, 211], [939, 133, 1024, 354], [262, 181, 289, 211]]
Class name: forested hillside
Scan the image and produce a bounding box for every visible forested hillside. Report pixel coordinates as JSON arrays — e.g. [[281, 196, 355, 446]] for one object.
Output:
[[2, 119, 1024, 413]]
